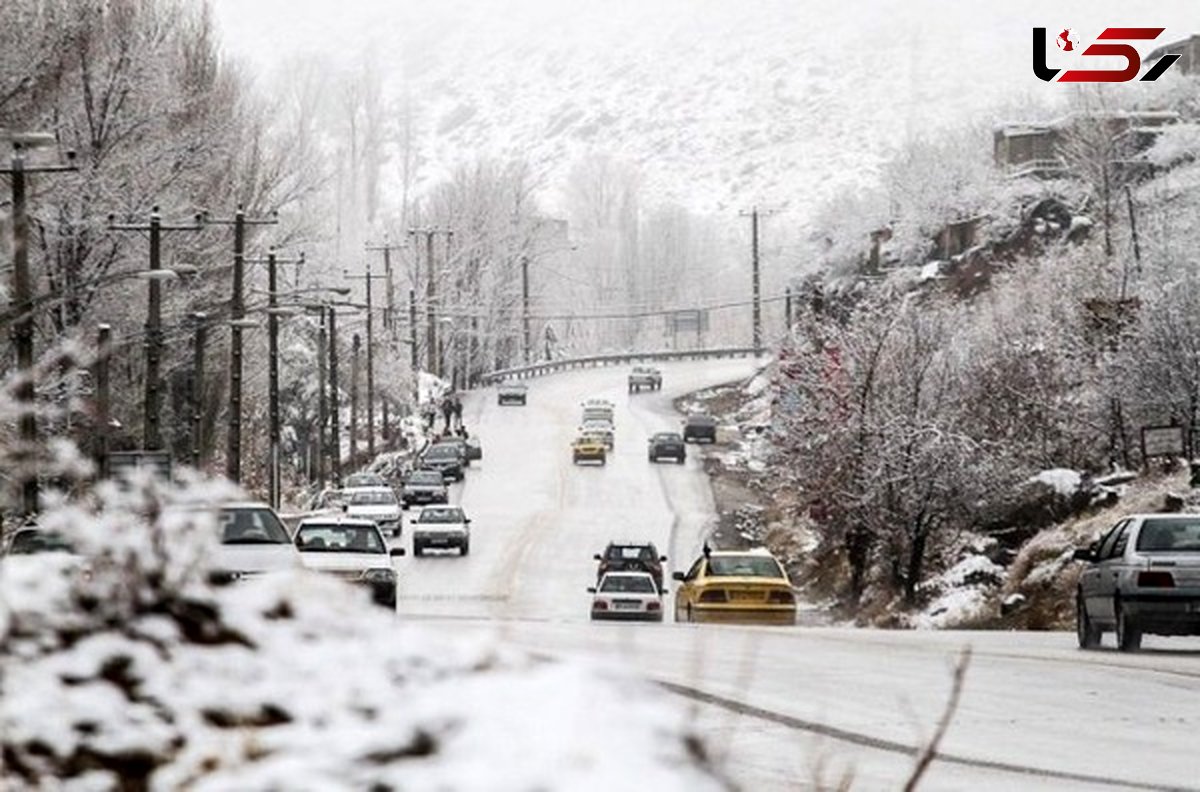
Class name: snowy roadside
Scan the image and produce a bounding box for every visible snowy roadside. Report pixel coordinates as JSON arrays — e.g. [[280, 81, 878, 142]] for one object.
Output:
[[0, 475, 736, 791]]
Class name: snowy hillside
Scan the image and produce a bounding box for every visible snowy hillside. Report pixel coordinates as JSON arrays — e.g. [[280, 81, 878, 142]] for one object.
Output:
[[212, 0, 1199, 215]]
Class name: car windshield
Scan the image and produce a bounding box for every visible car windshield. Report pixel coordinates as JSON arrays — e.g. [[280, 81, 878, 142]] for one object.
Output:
[[9, 530, 75, 555], [707, 555, 784, 578], [608, 545, 656, 562], [220, 508, 291, 544], [654, 433, 681, 442], [1136, 518, 1200, 552], [408, 472, 444, 485], [349, 490, 396, 506], [425, 446, 458, 460], [344, 474, 384, 488], [688, 415, 716, 426], [600, 575, 656, 593], [418, 508, 466, 523], [582, 422, 610, 431], [296, 524, 385, 553]]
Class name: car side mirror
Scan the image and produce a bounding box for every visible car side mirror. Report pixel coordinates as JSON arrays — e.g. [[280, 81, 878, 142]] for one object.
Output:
[[464, 519, 472, 524], [593, 554, 602, 561], [410, 519, 417, 525], [587, 587, 597, 594], [1072, 548, 1096, 562], [672, 571, 686, 581], [390, 547, 406, 557], [660, 556, 668, 562]]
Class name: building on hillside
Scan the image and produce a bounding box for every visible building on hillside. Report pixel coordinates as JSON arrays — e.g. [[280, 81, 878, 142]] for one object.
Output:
[[993, 111, 1180, 179], [934, 216, 984, 260], [1146, 34, 1200, 75]]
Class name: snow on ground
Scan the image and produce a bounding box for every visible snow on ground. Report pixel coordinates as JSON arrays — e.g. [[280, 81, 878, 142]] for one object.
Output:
[[1029, 468, 1083, 498], [0, 476, 733, 791], [911, 554, 1006, 629]]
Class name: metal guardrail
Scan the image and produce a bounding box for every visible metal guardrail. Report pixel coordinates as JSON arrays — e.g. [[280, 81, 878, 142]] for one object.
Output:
[[479, 347, 765, 385]]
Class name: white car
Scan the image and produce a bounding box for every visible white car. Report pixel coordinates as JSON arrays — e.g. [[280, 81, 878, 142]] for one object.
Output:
[[411, 505, 472, 557], [341, 471, 389, 499], [294, 517, 404, 608], [579, 419, 615, 449], [210, 502, 301, 583], [581, 399, 615, 426], [344, 486, 404, 537], [588, 571, 663, 621]]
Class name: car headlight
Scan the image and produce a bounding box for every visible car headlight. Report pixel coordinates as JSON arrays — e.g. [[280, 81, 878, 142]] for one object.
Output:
[[362, 568, 396, 583]]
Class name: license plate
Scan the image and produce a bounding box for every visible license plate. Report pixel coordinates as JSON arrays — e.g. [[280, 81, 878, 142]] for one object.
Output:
[[730, 591, 760, 601], [614, 601, 640, 610]]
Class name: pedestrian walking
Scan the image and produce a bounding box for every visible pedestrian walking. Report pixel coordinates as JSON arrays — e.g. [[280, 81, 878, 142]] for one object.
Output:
[[452, 394, 464, 430]]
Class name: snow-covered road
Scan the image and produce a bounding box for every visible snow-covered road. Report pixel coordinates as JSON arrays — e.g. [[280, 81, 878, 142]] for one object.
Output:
[[395, 361, 1200, 791]]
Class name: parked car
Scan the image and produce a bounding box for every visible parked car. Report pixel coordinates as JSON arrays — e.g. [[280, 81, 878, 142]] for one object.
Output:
[[1074, 514, 1200, 651], [294, 517, 404, 608], [0, 527, 89, 582], [572, 434, 608, 465], [594, 541, 668, 592], [682, 414, 718, 443], [342, 471, 388, 492], [209, 502, 302, 584], [673, 546, 796, 624], [401, 469, 449, 508], [421, 442, 465, 482], [3, 527, 76, 556], [498, 382, 528, 405], [628, 366, 662, 393], [411, 505, 472, 556], [441, 435, 483, 465], [648, 432, 686, 464], [589, 572, 664, 621], [344, 486, 404, 537]]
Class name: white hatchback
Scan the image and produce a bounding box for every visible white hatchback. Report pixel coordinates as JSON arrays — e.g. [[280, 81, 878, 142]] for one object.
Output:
[[344, 486, 404, 537], [588, 571, 663, 622]]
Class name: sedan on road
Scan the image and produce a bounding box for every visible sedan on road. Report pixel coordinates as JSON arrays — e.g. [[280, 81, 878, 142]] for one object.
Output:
[[344, 487, 404, 537], [294, 517, 404, 608], [209, 502, 301, 584], [673, 547, 796, 625], [579, 420, 614, 449], [594, 542, 668, 592], [1075, 513, 1200, 651], [421, 442, 466, 482], [411, 505, 472, 556], [589, 572, 664, 621], [400, 470, 449, 508], [648, 432, 686, 464], [572, 434, 608, 465]]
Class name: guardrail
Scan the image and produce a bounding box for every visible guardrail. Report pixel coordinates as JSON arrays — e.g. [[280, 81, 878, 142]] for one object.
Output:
[[478, 346, 765, 385]]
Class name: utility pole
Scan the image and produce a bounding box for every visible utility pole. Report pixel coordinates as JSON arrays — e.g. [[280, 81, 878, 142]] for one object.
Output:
[[408, 287, 419, 380], [108, 207, 203, 452], [206, 206, 278, 483], [521, 254, 531, 364], [327, 305, 341, 485], [739, 206, 775, 353], [189, 313, 208, 470], [344, 264, 387, 457], [365, 236, 403, 339], [350, 333, 360, 467], [408, 227, 453, 377], [94, 324, 112, 469], [2, 137, 75, 516], [784, 286, 793, 333], [314, 307, 327, 490], [247, 249, 303, 509]]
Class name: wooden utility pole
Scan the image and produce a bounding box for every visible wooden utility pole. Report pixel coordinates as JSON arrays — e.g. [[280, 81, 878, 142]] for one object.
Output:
[[94, 324, 112, 469], [206, 206, 278, 484], [739, 206, 776, 353], [108, 207, 204, 452], [189, 313, 208, 470], [350, 333, 360, 466], [344, 264, 388, 456], [408, 227, 453, 377]]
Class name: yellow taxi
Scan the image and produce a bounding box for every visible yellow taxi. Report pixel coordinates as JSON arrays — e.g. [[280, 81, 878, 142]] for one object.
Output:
[[672, 546, 796, 624], [572, 433, 608, 465]]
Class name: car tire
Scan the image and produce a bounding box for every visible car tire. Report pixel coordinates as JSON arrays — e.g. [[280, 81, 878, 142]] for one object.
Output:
[[685, 602, 694, 623], [461, 541, 470, 556], [676, 456, 685, 464], [413, 542, 424, 557], [1076, 593, 1101, 650], [648, 454, 655, 462], [1115, 600, 1142, 652]]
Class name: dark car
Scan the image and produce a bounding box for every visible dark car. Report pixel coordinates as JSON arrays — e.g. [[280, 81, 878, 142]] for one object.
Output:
[[401, 469, 450, 508], [442, 435, 483, 465], [4, 528, 75, 555], [421, 442, 465, 482], [594, 542, 668, 592], [682, 414, 717, 443], [1074, 513, 1200, 651], [648, 432, 686, 464]]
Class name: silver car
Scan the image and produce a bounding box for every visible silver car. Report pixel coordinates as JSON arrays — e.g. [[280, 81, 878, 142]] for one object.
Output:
[[1074, 513, 1200, 651]]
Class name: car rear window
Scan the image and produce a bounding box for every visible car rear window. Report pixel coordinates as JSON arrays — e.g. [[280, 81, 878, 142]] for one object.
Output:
[[707, 556, 784, 578], [220, 508, 291, 544], [600, 576, 656, 593], [350, 491, 396, 505], [609, 546, 655, 561], [409, 472, 443, 485], [418, 508, 465, 523], [1136, 519, 1200, 552]]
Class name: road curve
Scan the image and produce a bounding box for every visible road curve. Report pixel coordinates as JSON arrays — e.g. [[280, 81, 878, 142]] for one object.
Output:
[[394, 360, 1200, 791]]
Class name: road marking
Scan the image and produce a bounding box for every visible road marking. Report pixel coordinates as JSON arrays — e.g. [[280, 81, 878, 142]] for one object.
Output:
[[658, 680, 1196, 792]]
